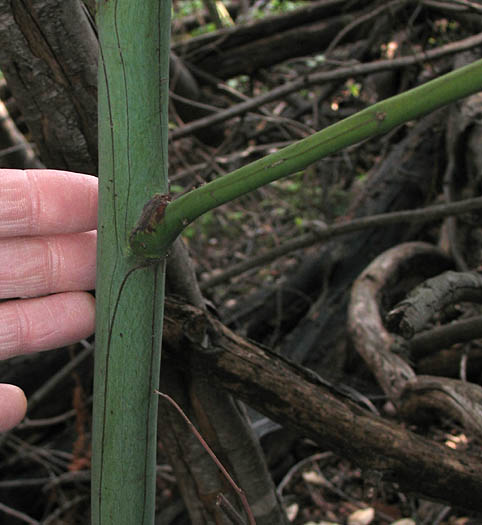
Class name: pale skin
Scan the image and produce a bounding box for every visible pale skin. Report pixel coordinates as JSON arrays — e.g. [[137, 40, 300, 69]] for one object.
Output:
[[0, 170, 97, 432]]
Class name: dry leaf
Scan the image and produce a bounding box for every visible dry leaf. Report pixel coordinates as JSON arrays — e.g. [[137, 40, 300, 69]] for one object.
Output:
[[348, 507, 375, 525]]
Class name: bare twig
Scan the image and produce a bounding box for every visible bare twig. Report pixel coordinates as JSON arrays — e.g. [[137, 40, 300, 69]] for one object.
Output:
[[0, 471, 90, 489], [277, 451, 333, 497], [27, 342, 93, 413], [170, 32, 482, 141], [216, 493, 248, 525], [42, 495, 87, 525], [423, 0, 482, 13], [433, 505, 452, 525], [201, 196, 482, 289], [156, 390, 256, 525], [325, 0, 410, 55], [0, 502, 40, 525], [170, 91, 223, 113], [19, 408, 79, 428]]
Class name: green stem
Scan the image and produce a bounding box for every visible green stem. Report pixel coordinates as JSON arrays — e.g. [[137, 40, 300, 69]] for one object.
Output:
[[92, 1, 171, 524], [130, 58, 482, 259]]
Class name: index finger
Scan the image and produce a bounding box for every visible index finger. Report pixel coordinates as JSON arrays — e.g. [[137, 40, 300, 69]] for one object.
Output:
[[0, 169, 98, 237]]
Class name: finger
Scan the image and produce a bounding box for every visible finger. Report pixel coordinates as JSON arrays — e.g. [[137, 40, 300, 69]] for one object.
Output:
[[0, 384, 27, 432], [0, 292, 95, 360], [0, 169, 97, 237], [0, 231, 96, 299]]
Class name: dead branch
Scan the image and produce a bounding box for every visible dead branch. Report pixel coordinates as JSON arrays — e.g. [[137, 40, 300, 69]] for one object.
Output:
[[387, 271, 482, 339], [407, 315, 482, 359], [348, 242, 452, 400], [349, 244, 482, 439], [162, 295, 482, 512]]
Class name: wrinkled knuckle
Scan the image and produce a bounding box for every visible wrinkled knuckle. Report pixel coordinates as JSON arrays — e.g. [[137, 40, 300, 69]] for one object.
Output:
[[0, 302, 30, 359]]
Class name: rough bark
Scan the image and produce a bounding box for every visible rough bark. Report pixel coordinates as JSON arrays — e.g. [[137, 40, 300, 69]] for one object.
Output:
[[162, 296, 482, 512], [388, 271, 482, 339], [0, 0, 98, 173]]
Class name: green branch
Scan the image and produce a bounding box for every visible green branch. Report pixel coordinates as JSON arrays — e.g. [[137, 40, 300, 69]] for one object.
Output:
[[130, 58, 482, 259]]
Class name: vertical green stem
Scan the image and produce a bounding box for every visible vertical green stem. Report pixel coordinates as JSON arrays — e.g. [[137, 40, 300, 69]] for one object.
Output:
[[92, 1, 171, 524]]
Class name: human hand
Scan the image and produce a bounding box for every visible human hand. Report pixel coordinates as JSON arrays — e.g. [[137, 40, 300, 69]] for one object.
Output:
[[0, 170, 97, 431]]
